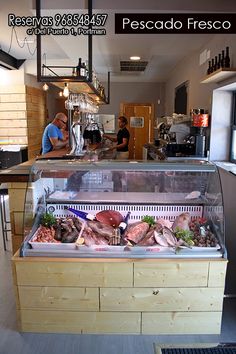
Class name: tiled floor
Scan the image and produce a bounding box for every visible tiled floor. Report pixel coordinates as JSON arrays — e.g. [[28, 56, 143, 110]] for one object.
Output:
[[0, 248, 236, 354]]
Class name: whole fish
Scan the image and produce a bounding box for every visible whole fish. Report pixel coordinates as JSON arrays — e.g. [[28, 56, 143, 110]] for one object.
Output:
[[162, 227, 177, 246], [126, 222, 150, 244], [172, 212, 191, 232], [154, 231, 169, 247]]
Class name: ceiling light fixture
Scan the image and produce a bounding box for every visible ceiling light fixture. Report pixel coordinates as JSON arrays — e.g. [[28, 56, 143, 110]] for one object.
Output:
[[130, 56, 141, 61], [43, 83, 49, 91], [63, 83, 69, 97]]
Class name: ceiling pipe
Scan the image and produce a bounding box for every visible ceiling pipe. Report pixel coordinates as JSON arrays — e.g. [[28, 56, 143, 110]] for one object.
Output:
[[36, 0, 41, 81]]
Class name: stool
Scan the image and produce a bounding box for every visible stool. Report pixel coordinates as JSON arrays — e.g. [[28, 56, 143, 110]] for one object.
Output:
[[0, 189, 11, 251]]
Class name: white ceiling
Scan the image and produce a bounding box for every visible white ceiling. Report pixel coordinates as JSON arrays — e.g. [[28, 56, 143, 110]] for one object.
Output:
[[0, 0, 235, 82]]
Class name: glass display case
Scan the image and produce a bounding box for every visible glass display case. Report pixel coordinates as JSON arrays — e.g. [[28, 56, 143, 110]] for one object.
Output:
[[20, 159, 225, 259]]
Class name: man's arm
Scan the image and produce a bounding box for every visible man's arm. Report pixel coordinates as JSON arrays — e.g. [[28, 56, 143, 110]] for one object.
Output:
[[103, 134, 117, 143], [110, 137, 128, 151], [49, 137, 68, 150]]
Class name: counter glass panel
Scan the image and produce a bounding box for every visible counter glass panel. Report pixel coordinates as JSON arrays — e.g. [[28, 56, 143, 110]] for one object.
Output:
[[21, 160, 225, 258]]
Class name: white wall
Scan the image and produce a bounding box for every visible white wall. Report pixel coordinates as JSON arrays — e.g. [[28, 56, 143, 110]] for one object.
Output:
[[99, 82, 165, 119], [165, 34, 236, 115], [210, 90, 232, 161]]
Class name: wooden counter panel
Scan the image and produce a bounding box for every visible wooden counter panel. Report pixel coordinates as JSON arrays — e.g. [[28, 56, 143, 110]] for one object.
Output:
[[20, 310, 141, 334], [208, 261, 227, 287], [15, 262, 133, 287], [100, 287, 224, 312], [142, 311, 222, 334], [134, 261, 209, 287], [18, 286, 99, 311], [8, 188, 26, 212]]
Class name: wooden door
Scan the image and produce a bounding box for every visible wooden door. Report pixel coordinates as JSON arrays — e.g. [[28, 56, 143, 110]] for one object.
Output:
[[120, 103, 154, 160]]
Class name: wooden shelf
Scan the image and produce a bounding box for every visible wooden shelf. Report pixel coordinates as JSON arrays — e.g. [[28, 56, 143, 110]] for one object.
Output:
[[201, 68, 236, 84], [42, 75, 109, 104], [41, 72, 110, 104], [51, 79, 109, 105]]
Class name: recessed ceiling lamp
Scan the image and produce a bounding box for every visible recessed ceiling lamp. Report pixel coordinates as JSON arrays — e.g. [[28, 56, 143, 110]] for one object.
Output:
[[63, 83, 69, 97], [130, 56, 141, 61], [42, 83, 49, 91]]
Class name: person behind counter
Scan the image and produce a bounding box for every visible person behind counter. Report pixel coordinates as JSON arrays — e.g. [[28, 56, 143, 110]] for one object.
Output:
[[42, 112, 69, 154], [103, 116, 130, 160]]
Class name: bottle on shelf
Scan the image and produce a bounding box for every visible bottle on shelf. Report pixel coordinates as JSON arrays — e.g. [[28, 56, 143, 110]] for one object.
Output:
[[72, 67, 76, 76], [85, 60, 90, 80], [214, 56, 218, 71], [221, 50, 225, 68], [76, 58, 82, 76], [93, 73, 98, 90], [224, 46, 230, 68], [211, 58, 215, 72], [80, 62, 87, 77], [207, 61, 211, 75], [217, 53, 221, 70], [119, 212, 131, 234]]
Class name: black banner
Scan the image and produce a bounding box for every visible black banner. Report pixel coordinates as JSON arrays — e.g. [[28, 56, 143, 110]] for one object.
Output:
[[115, 13, 236, 34]]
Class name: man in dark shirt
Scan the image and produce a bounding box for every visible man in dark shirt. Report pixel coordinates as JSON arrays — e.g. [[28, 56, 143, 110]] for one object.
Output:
[[104, 116, 130, 159]]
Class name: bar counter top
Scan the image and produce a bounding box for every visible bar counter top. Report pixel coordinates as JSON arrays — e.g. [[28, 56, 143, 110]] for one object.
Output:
[[0, 148, 69, 183]]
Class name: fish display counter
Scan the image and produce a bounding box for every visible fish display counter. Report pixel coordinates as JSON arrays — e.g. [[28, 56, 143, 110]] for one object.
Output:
[[12, 159, 227, 335]]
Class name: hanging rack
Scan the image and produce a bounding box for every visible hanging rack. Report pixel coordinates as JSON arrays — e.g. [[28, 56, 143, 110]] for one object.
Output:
[[35, 0, 110, 104]]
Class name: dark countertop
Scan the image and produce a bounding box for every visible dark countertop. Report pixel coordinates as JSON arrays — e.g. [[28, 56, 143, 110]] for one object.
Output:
[[0, 159, 33, 183], [144, 142, 208, 161], [0, 149, 70, 183]]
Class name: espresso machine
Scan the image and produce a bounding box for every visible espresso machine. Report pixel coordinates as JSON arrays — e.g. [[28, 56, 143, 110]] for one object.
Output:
[[190, 108, 209, 157]]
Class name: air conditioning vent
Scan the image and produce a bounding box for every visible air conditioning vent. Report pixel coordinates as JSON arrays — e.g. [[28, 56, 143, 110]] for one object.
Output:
[[120, 60, 148, 72]]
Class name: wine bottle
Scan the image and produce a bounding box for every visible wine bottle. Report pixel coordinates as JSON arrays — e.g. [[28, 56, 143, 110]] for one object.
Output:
[[80, 62, 86, 77], [211, 58, 215, 72], [214, 56, 218, 71], [207, 61, 211, 75], [221, 50, 225, 68], [224, 46, 230, 68], [66, 206, 96, 221], [217, 53, 221, 69], [76, 58, 82, 76], [119, 211, 131, 234]]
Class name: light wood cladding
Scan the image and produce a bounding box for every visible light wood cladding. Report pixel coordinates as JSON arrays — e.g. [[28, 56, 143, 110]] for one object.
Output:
[[19, 287, 99, 311], [0, 85, 25, 94], [134, 261, 209, 287], [12, 256, 227, 335], [0, 120, 27, 128], [0, 85, 46, 159], [142, 311, 222, 334], [20, 310, 141, 334], [26, 86, 46, 159], [100, 287, 224, 312], [8, 182, 27, 254], [15, 262, 133, 287], [208, 261, 228, 287]]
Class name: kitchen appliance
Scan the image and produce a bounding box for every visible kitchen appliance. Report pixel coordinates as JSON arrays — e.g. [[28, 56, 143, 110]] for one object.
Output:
[[191, 108, 209, 157]]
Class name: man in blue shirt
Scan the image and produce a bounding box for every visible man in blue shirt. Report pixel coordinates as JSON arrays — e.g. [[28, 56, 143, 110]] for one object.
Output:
[[42, 112, 69, 154]]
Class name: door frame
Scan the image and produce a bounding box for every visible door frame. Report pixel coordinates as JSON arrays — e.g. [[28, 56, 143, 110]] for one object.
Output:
[[120, 102, 155, 144]]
